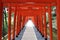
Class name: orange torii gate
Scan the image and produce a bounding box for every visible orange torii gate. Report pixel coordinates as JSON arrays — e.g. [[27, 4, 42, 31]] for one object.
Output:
[[0, 0, 60, 40]]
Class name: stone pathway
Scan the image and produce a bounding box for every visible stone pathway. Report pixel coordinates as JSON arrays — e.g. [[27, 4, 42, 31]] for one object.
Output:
[[15, 26, 45, 40]]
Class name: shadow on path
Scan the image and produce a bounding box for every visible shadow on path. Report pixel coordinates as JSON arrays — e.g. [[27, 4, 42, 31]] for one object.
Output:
[[15, 26, 26, 40], [33, 27, 45, 40]]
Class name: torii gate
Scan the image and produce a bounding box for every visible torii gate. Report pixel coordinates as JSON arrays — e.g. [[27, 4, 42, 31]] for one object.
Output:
[[0, 0, 60, 40]]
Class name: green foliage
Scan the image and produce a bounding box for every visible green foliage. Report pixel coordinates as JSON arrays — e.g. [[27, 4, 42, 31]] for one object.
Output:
[[3, 22, 8, 37], [3, 10, 8, 37]]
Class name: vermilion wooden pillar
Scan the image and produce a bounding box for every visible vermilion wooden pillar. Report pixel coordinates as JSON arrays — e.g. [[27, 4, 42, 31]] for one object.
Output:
[[41, 6, 44, 37], [16, 9, 18, 37], [22, 16, 24, 28], [18, 13, 20, 35], [0, 3, 3, 40], [39, 15, 41, 32], [56, 0, 60, 40], [34, 16, 37, 27], [21, 16, 23, 30], [24, 17, 26, 26], [36, 16, 38, 28], [13, 7, 17, 39], [23, 16, 25, 27], [36, 16, 39, 29], [16, 11, 20, 34], [39, 11, 42, 33], [38, 16, 39, 30], [24, 16, 26, 25], [43, 7, 47, 40], [8, 6, 11, 40], [20, 16, 22, 30], [19, 15, 21, 31], [22, 16, 25, 28], [48, 6, 53, 40], [19, 14, 21, 33], [39, 11, 43, 36], [39, 12, 41, 33], [38, 16, 40, 30], [17, 13, 19, 35], [24, 16, 27, 27], [40, 9, 44, 37], [17, 12, 20, 36]]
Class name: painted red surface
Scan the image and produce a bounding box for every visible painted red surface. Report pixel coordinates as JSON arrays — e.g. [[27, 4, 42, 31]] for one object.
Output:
[[8, 6, 11, 40], [0, 3, 3, 40], [0, 0, 60, 40], [56, 0, 60, 40]]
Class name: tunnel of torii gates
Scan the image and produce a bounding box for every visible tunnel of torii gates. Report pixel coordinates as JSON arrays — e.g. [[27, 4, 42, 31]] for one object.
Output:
[[0, 0, 60, 40]]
